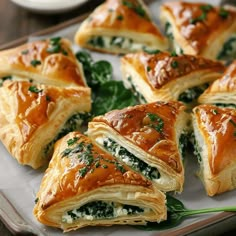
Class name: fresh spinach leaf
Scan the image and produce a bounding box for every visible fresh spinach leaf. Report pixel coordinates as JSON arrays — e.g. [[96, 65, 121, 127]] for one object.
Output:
[[135, 195, 236, 231], [91, 61, 113, 85], [76, 50, 138, 118], [92, 80, 137, 116]]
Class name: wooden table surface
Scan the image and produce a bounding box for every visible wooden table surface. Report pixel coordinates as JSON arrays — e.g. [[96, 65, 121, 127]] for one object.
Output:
[[0, 0, 103, 46]]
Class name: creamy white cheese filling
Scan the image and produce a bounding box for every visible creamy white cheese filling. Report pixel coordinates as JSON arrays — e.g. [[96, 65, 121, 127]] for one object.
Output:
[[87, 35, 156, 52], [62, 201, 149, 224]]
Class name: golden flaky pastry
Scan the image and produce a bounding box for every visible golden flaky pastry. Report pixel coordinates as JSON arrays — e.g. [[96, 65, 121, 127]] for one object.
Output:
[[88, 101, 190, 192], [34, 132, 166, 232], [160, 2, 236, 60], [121, 51, 225, 104], [192, 105, 236, 196], [198, 60, 236, 107], [0, 38, 91, 169], [74, 0, 167, 54]]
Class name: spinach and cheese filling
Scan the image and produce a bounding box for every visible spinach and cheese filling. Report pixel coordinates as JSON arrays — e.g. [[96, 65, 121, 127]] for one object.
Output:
[[101, 138, 160, 180], [44, 113, 90, 158], [178, 83, 209, 104], [0, 75, 34, 86], [190, 132, 202, 163], [179, 131, 189, 159], [164, 22, 184, 54], [62, 201, 148, 224], [217, 35, 236, 61], [126, 76, 147, 104], [214, 103, 236, 109], [87, 36, 156, 52]]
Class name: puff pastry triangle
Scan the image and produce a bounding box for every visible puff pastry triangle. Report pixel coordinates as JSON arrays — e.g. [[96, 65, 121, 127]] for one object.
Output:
[[160, 2, 236, 60], [198, 60, 236, 108], [0, 38, 87, 87], [0, 38, 91, 169], [75, 0, 168, 54], [88, 101, 190, 192], [34, 132, 166, 232], [121, 51, 225, 105], [192, 104, 236, 196]]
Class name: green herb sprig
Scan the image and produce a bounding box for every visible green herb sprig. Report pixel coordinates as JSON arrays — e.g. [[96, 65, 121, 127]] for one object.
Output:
[[189, 4, 213, 24], [136, 195, 236, 230]]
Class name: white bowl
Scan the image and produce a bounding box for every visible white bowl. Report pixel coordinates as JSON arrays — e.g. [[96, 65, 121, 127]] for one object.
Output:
[[10, 0, 87, 14]]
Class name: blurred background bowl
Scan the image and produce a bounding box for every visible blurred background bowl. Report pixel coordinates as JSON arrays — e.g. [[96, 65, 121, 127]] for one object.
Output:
[[10, 0, 88, 14]]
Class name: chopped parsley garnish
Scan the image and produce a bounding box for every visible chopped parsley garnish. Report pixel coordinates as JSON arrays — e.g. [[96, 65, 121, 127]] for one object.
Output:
[[115, 163, 126, 173], [61, 148, 72, 157], [200, 4, 213, 12], [190, 4, 213, 24], [62, 50, 68, 56], [171, 60, 178, 68], [147, 113, 164, 133], [95, 161, 100, 168], [190, 12, 207, 24], [146, 66, 151, 72], [79, 166, 89, 177], [61, 137, 127, 177], [212, 109, 218, 115], [46, 36, 68, 55], [46, 95, 51, 101], [170, 51, 178, 57], [30, 59, 41, 67], [219, 8, 229, 19], [28, 86, 43, 93], [21, 49, 29, 55], [116, 15, 123, 20], [49, 37, 61, 45], [122, 0, 148, 19], [67, 137, 79, 146]]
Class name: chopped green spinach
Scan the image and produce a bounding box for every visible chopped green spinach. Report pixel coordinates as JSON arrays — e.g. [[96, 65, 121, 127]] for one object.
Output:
[[103, 138, 160, 180], [178, 83, 209, 104], [217, 36, 236, 62]]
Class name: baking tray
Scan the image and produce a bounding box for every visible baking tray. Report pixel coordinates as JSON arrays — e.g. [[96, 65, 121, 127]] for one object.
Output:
[[0, 0, 236, 235]]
